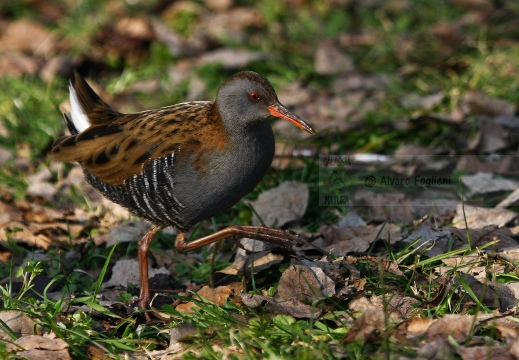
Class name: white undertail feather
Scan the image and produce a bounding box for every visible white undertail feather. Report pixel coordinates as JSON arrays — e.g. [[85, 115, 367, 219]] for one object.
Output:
[[69, 83, 90, 133]]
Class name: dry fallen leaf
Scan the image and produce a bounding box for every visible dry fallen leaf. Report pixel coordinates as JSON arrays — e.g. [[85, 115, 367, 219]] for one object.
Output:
[[248, 181, 309, 227], [197, 285, 233, 306], [452, 204, 518, 228], [497, 188, 519, 208], [198, 48, 267, 69], [451, 225, 518, 251], [476, 116, 509, 153], [352, 191, 417, 223], [192, 7, 263, 44], [392, 317, 435, 344], [102, 258, 169, 288], [403, 222, 453, 257], [6, 334, 70, 360], [0, 311, 42, 341], [314, 42, 355, 75], [348, 294, 419, 320], [105, 221, 150, 247], [456, 345, 513, 360], [401, 92, 444, 110], [425, 314, 474, 342], [0, 221, 52, 249], [461, 90, 515, 117], [176, 286, 233, 314], [0, 19, 57, 56], [460, 173, 519, 198], [342, 309, 399, 344], [240, 294, 320, 318], [335, 210, 367, 227], [455, 154, 514, 174], [217, 248, 284, 276], [277, 263, 335, 302], [26, 168, 57, 201], [320, 223, 402, 254]]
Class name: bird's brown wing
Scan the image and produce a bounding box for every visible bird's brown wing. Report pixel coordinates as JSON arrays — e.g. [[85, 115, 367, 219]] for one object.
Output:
[[50, 102, 227, 186], [50, 72, 228, 186]]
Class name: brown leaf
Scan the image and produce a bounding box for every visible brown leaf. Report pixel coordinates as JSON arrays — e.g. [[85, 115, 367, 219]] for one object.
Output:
[[425, 314, 474, 342], [198, 49, 267, 69], [460, 173, 519, 198], [451, 225, 518, 251], [115, 17, 155, 41], [240, 294, 320, 318], [276, 81, 312, 108], [450, 273, 512, 311], [277, 263, 335, 302], [417, 338, 456, 359], [452, 204, 518, 228], [352, 191, 417, 223], [0, 199, 23, 223], [441, 254, 488, 280], [6, 335, 70, 360], [0, 52, 39, 77], [320, 223, 401, 254], [406, 222, 518, 257], [310, 256, 355, 283], [197, 285, 233, 306], [496, 324, 519, 343], [456, 155, 514, 174], [205, 0, 233, 12], [461, 90, 515, 117], [217, 248, 284, 275], [477, 116, 509, 153], [342, 309, 389, 344], [349, 294, 418, 320], [103, 259, 169, 288], [0, 251, 11, 262], [497, 188, 519, 208], [0, 19, 57, 56], [94, 18, 153, 63], [456, 344, 513, 360], [86, 346, 107, 360], [401, 92, 444, 110], [0, 147, 12, 167], [192, 7, 263, 45], [489, 283, 519, 312], [151, 19, 204, 58], [105, 221, 150, 247], [248, 181, 309, 227], [175, 302, 197, 314], [314, 42, 355, 75], [403, 222, 452, 257], [392, 317, 435, 344], [0, 311, 42, 341], [169, 321, 198, 343], [176, 286, 233, 314], [0, 221, 52, 249]]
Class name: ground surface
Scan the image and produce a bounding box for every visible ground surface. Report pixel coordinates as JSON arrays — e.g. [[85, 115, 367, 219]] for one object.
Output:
[[1, 0, 519, 359]]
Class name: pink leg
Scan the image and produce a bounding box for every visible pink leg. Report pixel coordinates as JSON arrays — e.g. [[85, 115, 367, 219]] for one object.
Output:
[[137, 224, 163, 311]]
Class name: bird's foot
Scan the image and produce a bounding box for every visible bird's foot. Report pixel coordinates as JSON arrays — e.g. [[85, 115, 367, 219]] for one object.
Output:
[[175, 225, 312, 252]]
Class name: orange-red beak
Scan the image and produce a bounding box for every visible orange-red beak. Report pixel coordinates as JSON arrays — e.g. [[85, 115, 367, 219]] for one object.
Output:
[[268, 103, 316, 135]]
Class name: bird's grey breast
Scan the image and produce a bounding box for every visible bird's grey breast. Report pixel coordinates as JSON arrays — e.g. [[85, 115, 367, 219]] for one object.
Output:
[[172, 121, 275, 228]]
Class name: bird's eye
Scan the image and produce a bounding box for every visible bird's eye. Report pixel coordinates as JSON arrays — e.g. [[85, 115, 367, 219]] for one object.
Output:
[[249, 92, 260, 101]]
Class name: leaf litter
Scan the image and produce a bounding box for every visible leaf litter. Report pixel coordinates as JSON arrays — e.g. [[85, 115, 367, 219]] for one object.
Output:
[[4, 166, 519, 357], [2, 1, 519, 358]]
